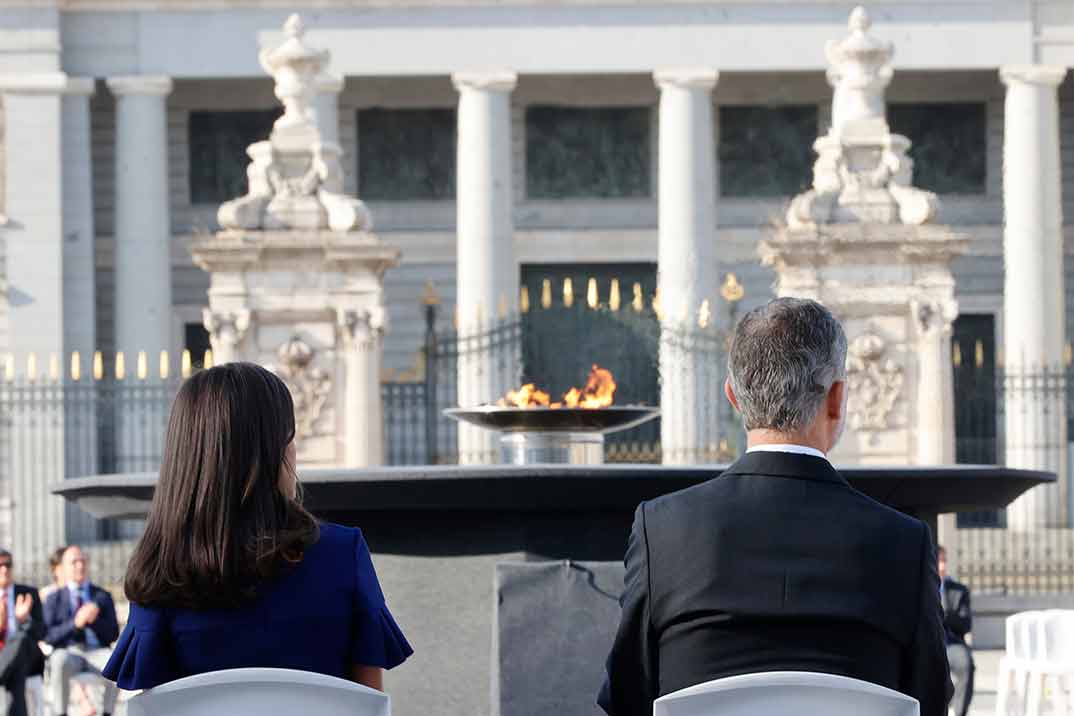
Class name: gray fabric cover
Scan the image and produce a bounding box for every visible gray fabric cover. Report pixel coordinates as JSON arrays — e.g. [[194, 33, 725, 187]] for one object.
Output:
[[495, 560, 624, 716]]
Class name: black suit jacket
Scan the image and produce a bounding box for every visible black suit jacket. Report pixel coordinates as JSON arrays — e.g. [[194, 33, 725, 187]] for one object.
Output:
[[941, 577, 972, 646], [43, 583, 119, 649], [0, 584, 46, 679], [598, 451, 953, 716]]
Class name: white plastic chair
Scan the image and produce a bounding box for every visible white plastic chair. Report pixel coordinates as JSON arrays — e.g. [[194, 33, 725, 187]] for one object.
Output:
[[996, 610, 1045, 716], [125, 668, 390, 716], [652, 671, 919, 716], [1025, 610, 1074, 716]]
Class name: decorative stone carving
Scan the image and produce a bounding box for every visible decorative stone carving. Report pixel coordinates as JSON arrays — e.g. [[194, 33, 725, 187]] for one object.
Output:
[[787, 7, 938, 228], [202, 308, 251, 364], [337, 306, 387, 348], [218, 14, 372, 233], [845, 332, 904, 431], [273, 336, 332, 439]]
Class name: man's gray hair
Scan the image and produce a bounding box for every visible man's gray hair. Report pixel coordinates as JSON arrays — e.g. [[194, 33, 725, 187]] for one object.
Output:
[[727, 297, 848, 433]]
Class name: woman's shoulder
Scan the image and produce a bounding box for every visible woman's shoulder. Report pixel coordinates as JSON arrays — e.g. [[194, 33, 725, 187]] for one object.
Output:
[[312, 521, 365, 551], [125, 601, 171, 631]]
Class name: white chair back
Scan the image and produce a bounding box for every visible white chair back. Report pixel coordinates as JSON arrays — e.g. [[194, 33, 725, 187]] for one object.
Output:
[[652, 671, 919, 716], [1007, 610, 1043, 660], [1039, 609, 1074, 664], [125, 668, 390, 716]]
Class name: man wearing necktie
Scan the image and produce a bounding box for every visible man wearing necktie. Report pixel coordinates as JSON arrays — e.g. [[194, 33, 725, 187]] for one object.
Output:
[[42, 546, 119, 716], [0, 549, 44, 716]]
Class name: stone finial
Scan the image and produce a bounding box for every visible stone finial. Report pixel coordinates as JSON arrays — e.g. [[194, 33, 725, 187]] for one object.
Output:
[[258, 14, 330, 132], [785, 6, 937, 228]]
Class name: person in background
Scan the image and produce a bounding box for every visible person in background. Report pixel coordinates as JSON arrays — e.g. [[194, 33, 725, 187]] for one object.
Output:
[[0, 549, 44, 716], [102, 362, 412, 692], [938, 546, 974, 716], [43, 546, 119, 716], [40, 547, 96, 716]]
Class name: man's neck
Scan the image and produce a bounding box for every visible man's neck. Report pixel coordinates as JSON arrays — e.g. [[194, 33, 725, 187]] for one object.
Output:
[[746, 429, 827, 454]]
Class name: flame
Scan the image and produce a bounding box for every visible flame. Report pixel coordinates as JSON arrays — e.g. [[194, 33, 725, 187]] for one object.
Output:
[[499, 364, 616, 410]]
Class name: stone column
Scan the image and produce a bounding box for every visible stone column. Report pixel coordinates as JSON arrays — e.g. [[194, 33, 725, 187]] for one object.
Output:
[[654, 68, 719, 465], [316, 73, 344, 146], [202, 308, 250, 365], [106, 76, 174, 358], [913, 300, 958, 466], [452, 71, 518, 464], [0, 73, 97, 562], [1000, 65, 1069, 528], [339, 308, 385, 466]]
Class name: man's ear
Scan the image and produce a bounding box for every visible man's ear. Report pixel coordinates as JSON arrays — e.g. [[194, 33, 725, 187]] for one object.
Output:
[[827, 380, 846, 419], [724, 377, 740, 412]]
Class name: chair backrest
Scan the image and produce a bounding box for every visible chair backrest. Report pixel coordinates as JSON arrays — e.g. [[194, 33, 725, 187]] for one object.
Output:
[[1007, 610, 1043, 660], [652, 671, 919, 716], [1039, 609, 1074, 664], [125, 668, 390, 716]]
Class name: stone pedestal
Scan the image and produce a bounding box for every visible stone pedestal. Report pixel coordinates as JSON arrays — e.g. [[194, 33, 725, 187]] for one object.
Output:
[[191, 231, 398, 466], [761, 225, 966, 466]]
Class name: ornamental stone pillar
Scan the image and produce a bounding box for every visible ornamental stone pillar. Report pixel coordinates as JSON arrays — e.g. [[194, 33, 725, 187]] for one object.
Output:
[[452, 71, 519, 464], [654, 68, 719, 465], [338, 308, 385, 466], [1000, 65, 1069, 528], [106, 75, 174, 358]]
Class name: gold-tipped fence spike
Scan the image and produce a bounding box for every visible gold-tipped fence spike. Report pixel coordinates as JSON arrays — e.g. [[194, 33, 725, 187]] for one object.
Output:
[[420, 281, 441, 307], [952, 343, 962, 367], [652, 288, 663, 320], [203, 349, 214, 370], [698, 299, 712, 329], [26, 353, 37, 382], [520, 286, 530, 314], [159, 350, 170, 380], [70, 352, 82, 382], [93, 352, 103, 381], [49, 353, 60, 382], [632, 283, 644, 313], [563, 278, 574, 308], [1065, 342, 1073, 368], [975, 340, 985, 369], [541, 280, 552, 309], [497, 293, 509, 321], [137, 351, 148, 381], [115, 352, 126, 381], [720, 272, 745, 303], [609, 279, 621, 312], [4, 355, 14, 383], [181, 350, 192, 379], [587, 278, 598, 310]]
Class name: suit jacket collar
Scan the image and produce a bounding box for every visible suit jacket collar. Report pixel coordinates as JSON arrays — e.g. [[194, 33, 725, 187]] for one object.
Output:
[[721, 449, 848, 487]]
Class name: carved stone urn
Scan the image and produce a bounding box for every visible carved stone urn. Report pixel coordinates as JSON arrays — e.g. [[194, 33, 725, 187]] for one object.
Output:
[[761, 7, 968, 467], [191, 15, 400, 466]]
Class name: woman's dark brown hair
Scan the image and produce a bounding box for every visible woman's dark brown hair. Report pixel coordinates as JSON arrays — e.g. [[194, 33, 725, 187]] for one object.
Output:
[[124, 362, 319, 609]]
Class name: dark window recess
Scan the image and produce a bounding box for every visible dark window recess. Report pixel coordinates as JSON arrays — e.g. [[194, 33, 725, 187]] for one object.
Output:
[[719, 105, 818, 198], [525, 106, 651, 199], [951, 313, 1004, 528], [888, 103, 987, 195], [358, 108, 456, 200], [184, 322, 212, 370], [188, 110, 278, 205]]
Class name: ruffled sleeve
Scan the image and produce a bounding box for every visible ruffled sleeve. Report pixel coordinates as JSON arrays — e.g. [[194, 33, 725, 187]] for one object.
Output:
[[101, 603, 181, 690], [351, 529, 414, 669]]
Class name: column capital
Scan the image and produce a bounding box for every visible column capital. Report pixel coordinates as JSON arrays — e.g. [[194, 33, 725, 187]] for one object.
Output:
[[451, 71, 517, 93], [654, 68, 719, 91], [0, 73, 95, 96], [316, 72, 344, 94], [999, 65, 1067, 88], [106, 75, 173, 96]]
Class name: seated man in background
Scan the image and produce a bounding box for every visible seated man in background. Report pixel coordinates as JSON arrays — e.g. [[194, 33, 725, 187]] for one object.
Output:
[[0, 549, 44, 716], [599, 298, 952, 716], [43, 546, 119, 716], [938, 546, 974, 716]]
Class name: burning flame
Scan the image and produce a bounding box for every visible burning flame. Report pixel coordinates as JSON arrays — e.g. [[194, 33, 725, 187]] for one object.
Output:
[[501, 365, 617, 409]]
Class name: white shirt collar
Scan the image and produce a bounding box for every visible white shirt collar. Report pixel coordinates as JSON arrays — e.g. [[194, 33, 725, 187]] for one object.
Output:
[[746, 443, 828, 461], [67, 581, 87, 594]]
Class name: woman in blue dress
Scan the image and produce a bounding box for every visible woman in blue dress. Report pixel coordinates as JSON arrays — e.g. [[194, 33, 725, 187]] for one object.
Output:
[[103, 362, 412, 692]]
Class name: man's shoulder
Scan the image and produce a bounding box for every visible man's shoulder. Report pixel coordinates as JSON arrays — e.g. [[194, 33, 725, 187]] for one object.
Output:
[[945, 577, 970, 594], [89, 583, 116, 602], [13, 583, 41, 599]]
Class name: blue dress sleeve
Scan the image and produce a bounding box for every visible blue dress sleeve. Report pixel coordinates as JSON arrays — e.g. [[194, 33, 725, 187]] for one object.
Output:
[[350, 529, 413, 669], [101, 603, 181, 690]]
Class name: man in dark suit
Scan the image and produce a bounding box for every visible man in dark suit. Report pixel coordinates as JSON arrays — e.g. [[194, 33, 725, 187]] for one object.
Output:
[[599, 298, 952, 716], [938, 546, 974, 716], [43, 545, 119, 716], [0, 549, 44, 716]]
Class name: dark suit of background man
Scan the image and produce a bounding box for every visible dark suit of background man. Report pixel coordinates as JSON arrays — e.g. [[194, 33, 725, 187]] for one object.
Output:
[[43, 545, 119, 716], [0, 549, 44, 716], [599, 298, 953, 716], [938, 546, 974, 716]]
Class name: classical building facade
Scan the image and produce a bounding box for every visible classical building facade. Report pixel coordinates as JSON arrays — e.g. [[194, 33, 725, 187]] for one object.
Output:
[[0, 1, 1073, 557]]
